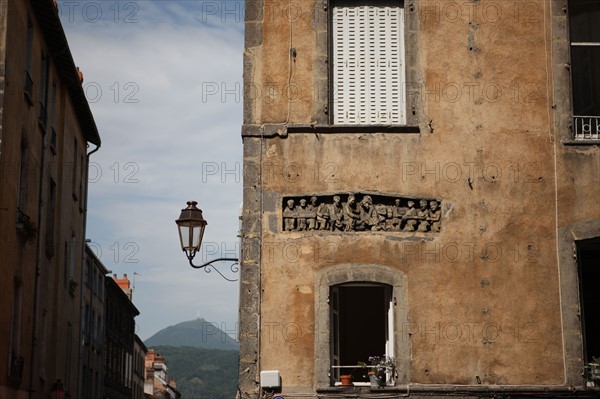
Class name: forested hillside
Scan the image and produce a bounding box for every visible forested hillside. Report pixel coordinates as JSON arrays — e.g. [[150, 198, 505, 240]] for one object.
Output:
[[153, 345, 239, 399]]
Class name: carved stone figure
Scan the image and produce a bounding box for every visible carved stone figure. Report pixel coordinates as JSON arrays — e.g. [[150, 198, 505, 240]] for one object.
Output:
[[306, 196, 319, 230], [296, 198, 310, 231], [316, 198, 329, 230], [417, 199, 430, 232], [428, 200, 441, 232], [328, 195, 344, 231], [387, 198, 405, 231], [283, 199, 296, 231], [359, 195, 384, 231], [402, 200, 418, 231], [342, 195, 360, 231]]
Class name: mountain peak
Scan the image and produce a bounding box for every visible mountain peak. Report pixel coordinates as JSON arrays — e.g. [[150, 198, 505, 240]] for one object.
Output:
[[145, 319, 239, 350]]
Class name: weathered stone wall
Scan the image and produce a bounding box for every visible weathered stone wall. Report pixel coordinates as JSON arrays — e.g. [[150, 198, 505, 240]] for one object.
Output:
[[240, 0, 600, 396]]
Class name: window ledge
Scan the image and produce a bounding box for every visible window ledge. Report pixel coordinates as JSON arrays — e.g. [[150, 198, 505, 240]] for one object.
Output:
[[562, 139, 600, 146], [288, 124, 420, 134], [317, 385, 599, 396], [242, 124, 420, 138], [317, 386, 403, 394]]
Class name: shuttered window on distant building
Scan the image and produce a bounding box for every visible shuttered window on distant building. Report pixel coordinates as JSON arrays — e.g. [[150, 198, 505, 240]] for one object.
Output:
[[332, 1, 405, 125]]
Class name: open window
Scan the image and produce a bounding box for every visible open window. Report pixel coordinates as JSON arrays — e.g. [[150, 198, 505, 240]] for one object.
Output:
[[569, 0, 600, 140], [578, 237, 600, 364], [330, 283, 394, 385], [331, 0, 406, 125]]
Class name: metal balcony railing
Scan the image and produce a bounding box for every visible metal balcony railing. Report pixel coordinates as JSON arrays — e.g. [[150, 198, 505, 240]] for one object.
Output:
[[573, 115, 600, 141], [331, 364, 396, 386]]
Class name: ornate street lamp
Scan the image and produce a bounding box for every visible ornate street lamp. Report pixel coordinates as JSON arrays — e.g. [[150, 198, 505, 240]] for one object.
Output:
[[175, 201, 239, 281]]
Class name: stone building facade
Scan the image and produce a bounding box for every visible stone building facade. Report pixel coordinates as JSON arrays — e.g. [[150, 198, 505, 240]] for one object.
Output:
[[144, 349, 180, 399], [239, 0, 600, 398], [104, 275, 139, 399], [0, 0, 101, 398], [133, 335, 148, 399], [80, 244, 109, 399]]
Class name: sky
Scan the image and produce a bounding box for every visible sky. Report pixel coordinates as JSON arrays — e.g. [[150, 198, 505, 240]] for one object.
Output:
[[59, 0, 245, 340]]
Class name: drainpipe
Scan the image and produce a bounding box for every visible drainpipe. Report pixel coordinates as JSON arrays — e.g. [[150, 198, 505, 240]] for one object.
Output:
[[29, 125, 48, 399], [76, 141, 100, 399]]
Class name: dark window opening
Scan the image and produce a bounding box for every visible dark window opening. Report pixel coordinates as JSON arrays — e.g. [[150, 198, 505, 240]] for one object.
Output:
[[578, 237, 600, 362], [569, 0, 600, 139], [330, 283, 393, 384], [44, 178, 56, 258], [24, 18, 34, 104], [39, 52, 49, 125]]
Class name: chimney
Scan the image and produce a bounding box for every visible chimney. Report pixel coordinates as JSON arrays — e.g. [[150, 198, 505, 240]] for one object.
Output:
[[113, 274, 133, 300]]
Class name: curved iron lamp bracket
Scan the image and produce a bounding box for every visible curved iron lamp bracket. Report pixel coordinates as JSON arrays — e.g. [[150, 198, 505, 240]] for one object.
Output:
[[187, 257, 239, 282]]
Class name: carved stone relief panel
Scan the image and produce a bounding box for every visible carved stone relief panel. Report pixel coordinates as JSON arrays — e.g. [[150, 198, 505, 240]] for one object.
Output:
[[282, 193, 441, 233]]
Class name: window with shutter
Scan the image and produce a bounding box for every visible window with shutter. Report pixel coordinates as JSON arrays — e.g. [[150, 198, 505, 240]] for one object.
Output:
[[569, 0, 600, 140], [332, 0, 405, 125]]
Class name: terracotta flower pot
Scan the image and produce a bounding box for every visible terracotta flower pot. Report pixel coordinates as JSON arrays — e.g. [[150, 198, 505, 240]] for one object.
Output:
[[339, 374, 352, 386]]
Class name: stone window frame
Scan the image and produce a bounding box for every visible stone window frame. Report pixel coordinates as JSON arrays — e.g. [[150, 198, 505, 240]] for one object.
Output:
[[554, 0, 600, 145], [314, 263, 410, 388], [557, 219, 600, 386], [567, 0, 600, 142], [312, 0, 420, 129]]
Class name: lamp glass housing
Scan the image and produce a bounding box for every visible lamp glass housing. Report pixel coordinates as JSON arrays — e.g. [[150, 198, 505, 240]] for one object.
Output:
[[176, 201, 207, 259]]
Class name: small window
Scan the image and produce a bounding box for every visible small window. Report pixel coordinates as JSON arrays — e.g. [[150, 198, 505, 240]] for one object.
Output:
[[92, 267, 97, 294], [39, 52, 49, 125], [331, 0, 406, 125], [49, 81, 57, 128], [91, 309, 96, 343], [72, 138, 78, 200], [18, 136, 29, 211], [330, 283, 394, 385], [79, 153, 84, 209], [84, 304, 90, 340], [84, 259, 91, 287], [45, 178, 56, 258], [569, 0, 600, 140], [24, 18, 34, 104]]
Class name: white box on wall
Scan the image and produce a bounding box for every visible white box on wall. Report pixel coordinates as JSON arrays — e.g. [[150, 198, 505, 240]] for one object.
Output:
[[260, 370, 281, 388]]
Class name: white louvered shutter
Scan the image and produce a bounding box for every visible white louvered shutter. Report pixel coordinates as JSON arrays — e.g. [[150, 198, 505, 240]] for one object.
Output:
[[333, 5, 405, 125]]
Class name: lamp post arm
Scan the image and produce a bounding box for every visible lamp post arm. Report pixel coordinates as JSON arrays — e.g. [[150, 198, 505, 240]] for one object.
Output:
[[187, 257, 240, 282]]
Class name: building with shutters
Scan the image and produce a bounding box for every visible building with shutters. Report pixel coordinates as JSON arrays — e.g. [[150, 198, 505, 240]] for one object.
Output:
[[238, 0, 600, 398], [0, 1, 101, 399]]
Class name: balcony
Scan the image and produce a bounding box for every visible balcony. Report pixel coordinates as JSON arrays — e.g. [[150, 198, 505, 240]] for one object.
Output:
[[573, 115, 600, 141]]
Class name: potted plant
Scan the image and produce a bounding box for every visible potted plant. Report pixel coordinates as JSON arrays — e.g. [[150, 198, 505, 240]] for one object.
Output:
[[358, 355, 396, 388], [339, 374, 353, 386], [585, 356, 600, 386]]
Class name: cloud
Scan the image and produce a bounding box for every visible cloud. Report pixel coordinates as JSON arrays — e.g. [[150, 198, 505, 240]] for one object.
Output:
[[61, 0, 244, 339]]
